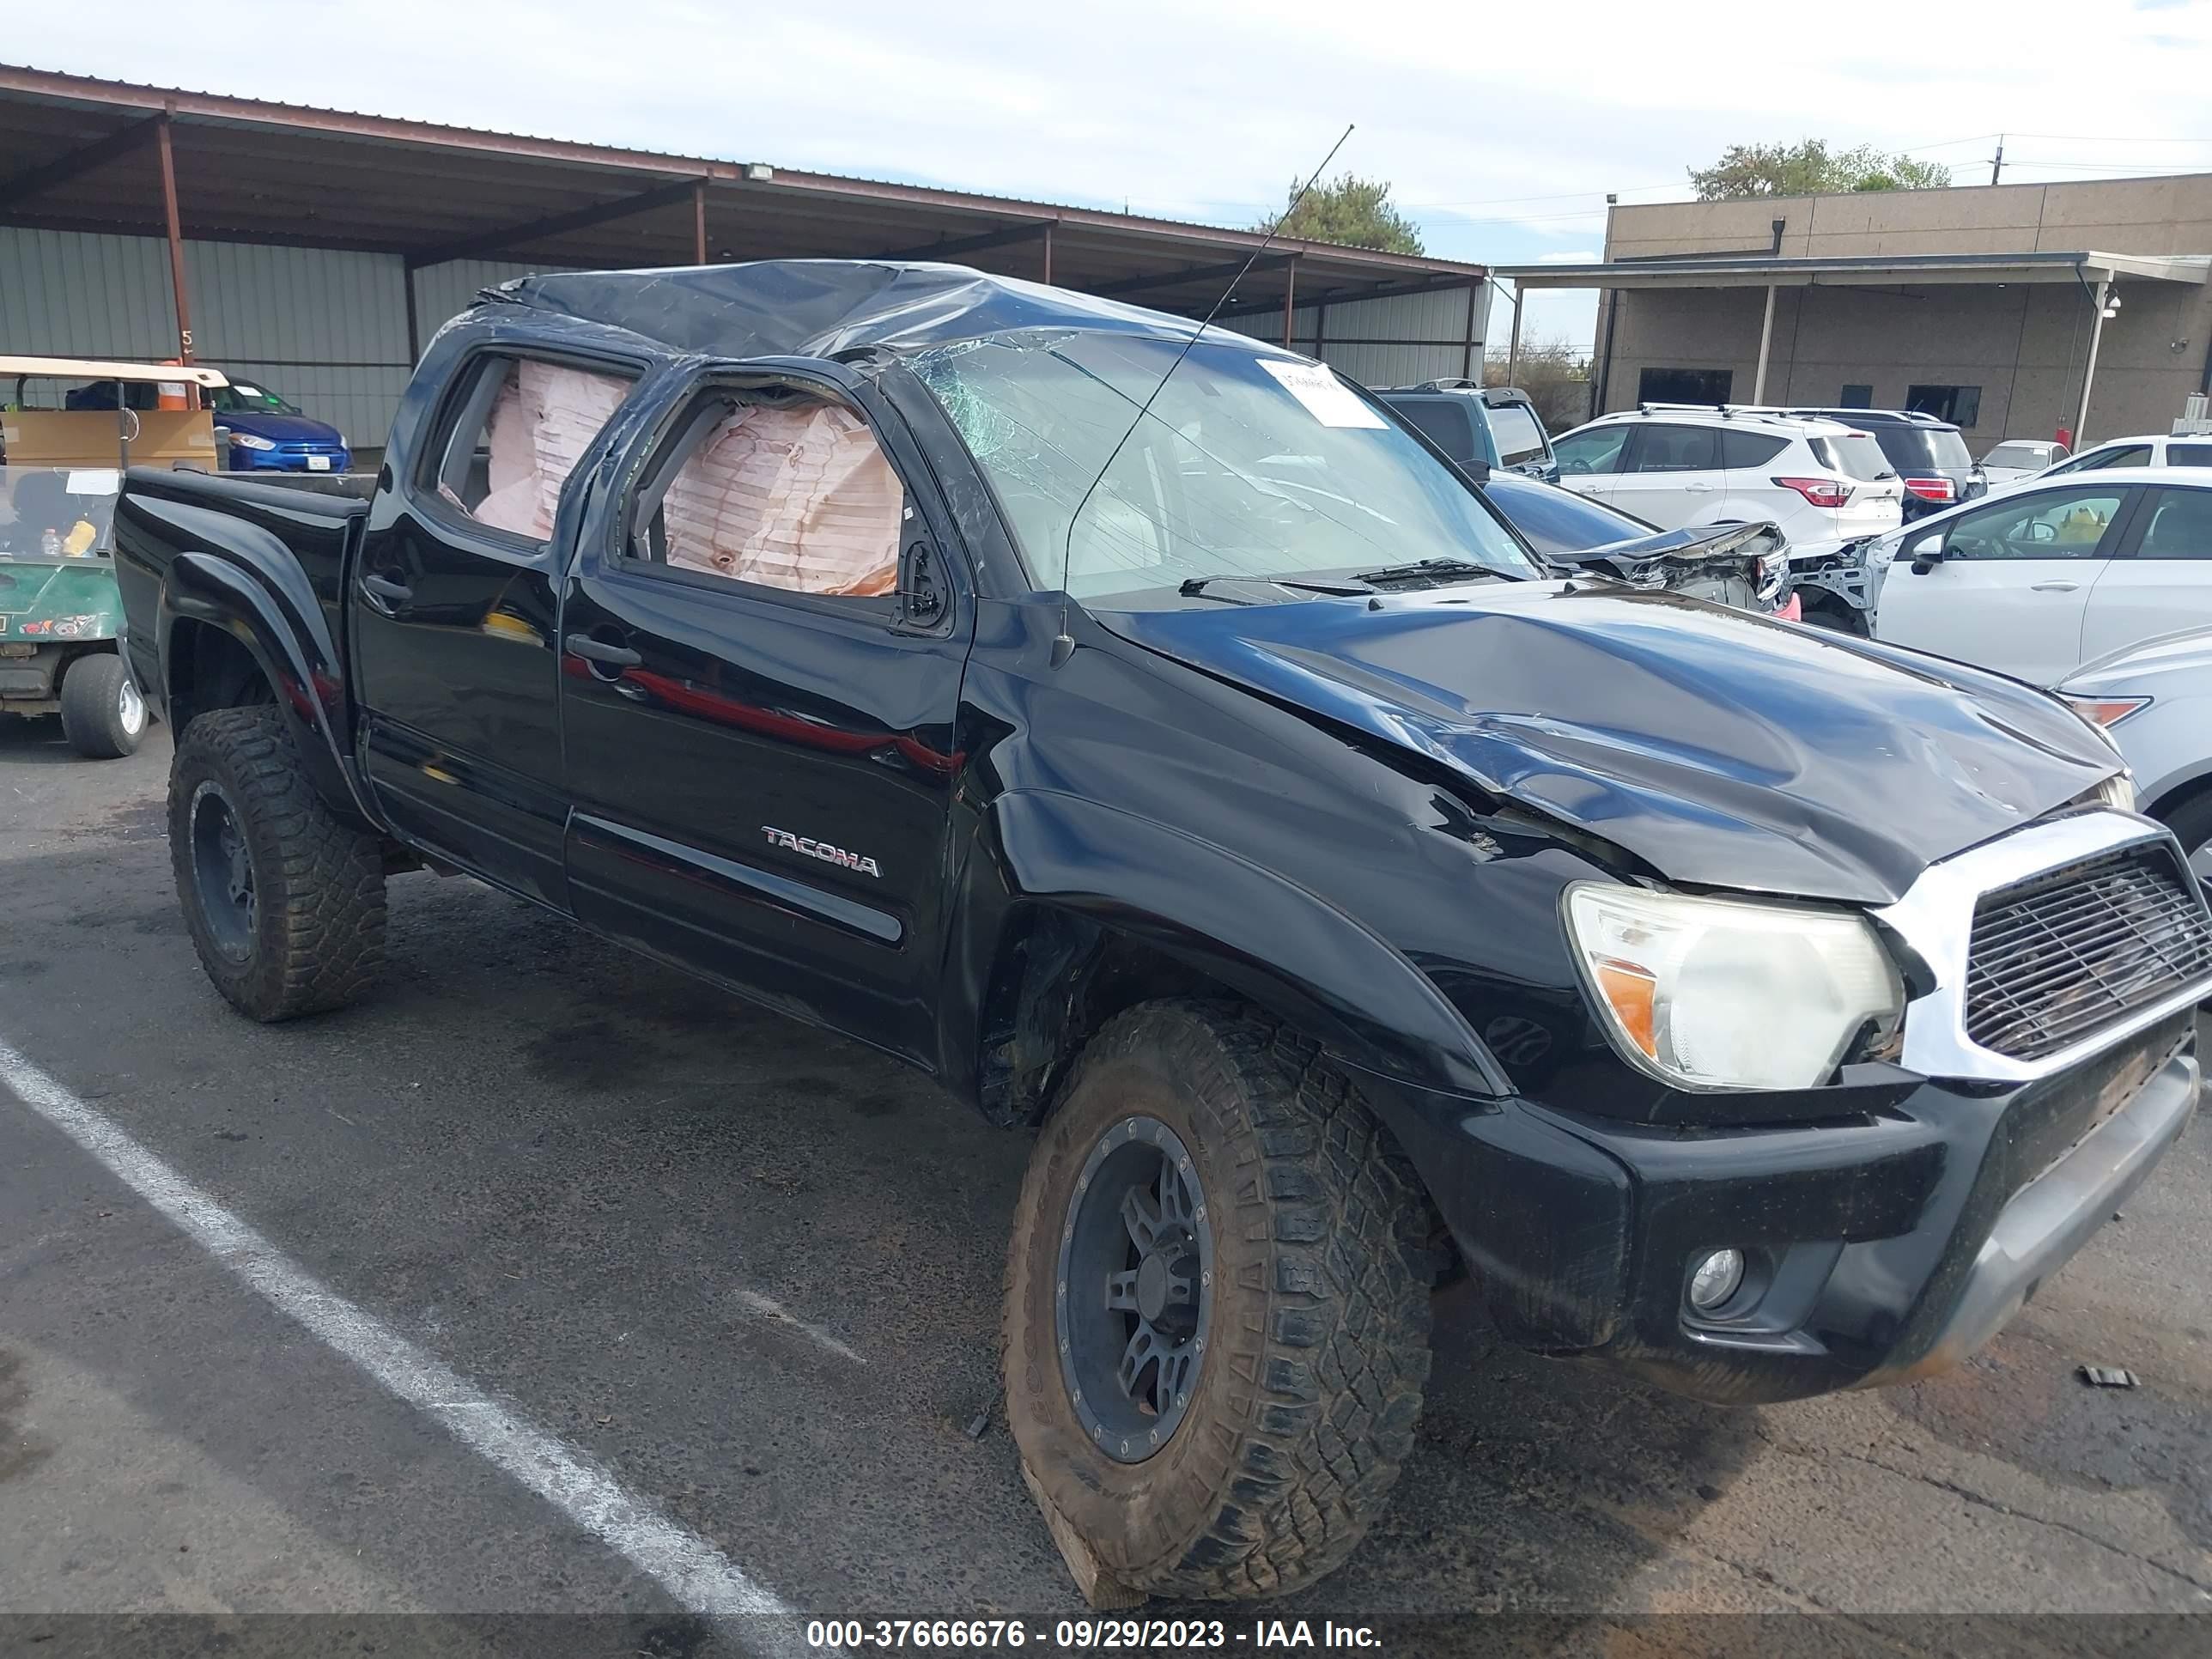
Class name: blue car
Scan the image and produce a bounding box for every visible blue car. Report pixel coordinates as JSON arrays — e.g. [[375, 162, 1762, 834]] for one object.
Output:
[[67, 373, 350, 473], [206, 376, 350, 474]]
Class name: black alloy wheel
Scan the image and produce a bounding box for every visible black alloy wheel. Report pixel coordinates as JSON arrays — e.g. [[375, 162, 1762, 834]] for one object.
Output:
[[1055, 1115, 1215, 1462], [189, 779, 258, 961], [1003, 1000, 1437, 1604]]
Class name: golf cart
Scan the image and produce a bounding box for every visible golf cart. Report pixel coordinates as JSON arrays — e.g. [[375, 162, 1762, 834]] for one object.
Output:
[[1, 356, 227, 757]]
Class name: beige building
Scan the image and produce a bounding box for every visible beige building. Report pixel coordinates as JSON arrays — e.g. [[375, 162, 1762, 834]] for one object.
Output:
[[1498, 174, 2212, 454]]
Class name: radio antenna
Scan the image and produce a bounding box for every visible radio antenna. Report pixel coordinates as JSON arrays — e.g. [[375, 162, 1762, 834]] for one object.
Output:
[[1049, 123, 1353, 668]]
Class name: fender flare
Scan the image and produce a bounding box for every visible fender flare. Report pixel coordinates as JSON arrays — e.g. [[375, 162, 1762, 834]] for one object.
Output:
[[159, 527, 377, 828], [942, 789, 1511, 1109]]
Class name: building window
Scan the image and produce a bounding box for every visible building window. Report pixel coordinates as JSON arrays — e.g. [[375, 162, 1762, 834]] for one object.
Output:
[[1840, 384, 1874, 409], [1638, 368, 1733, 406], [1906, 384, 1982, 428]]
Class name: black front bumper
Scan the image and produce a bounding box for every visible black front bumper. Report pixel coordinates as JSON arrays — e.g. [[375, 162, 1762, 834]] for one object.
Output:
[[1352, 1012, 2197, 1404]]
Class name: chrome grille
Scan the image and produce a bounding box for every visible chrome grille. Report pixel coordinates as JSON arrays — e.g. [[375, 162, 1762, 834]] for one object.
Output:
[[1965, 845, 2212, 1061]]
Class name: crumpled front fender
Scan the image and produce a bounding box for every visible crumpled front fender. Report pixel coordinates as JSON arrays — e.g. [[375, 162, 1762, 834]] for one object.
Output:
[[957, 788, 1511, 1103]]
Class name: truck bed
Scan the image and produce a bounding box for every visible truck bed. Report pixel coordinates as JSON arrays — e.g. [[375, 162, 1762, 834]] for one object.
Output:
[[118, 466, 371, 653], [124, 466, 376, 514]]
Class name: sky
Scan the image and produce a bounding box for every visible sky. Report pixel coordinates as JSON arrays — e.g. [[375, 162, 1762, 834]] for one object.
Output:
[[15, 0, 2212, 352]]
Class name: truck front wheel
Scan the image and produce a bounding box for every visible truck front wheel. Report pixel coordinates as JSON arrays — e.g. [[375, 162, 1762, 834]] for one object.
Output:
[[1003, 1000, 1434, 1603], [168, 706, 386, 1021], [58, 652, 148, 759]]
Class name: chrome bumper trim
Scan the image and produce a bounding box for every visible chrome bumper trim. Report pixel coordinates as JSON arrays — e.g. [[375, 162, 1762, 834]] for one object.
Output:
[[1874, 809, 2212, 1084]]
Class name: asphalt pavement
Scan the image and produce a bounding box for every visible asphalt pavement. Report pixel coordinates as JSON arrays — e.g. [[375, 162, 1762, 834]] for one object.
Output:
[[3, 716, 2209, 1656]]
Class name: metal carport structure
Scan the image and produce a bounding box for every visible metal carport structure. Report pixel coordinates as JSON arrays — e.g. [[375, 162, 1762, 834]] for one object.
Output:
[[0, 64, 1486, 365]]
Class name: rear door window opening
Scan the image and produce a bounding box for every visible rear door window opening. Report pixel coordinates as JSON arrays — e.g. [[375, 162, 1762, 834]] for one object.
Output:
[[427, 354, 636, 544]]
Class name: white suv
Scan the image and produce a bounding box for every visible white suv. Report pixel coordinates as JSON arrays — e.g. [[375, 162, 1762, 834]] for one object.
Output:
[[1549, 406, 1904, 559]]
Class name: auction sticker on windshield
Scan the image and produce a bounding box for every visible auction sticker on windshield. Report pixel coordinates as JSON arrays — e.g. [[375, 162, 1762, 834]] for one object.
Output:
[[1256, 359, 1386, 428]]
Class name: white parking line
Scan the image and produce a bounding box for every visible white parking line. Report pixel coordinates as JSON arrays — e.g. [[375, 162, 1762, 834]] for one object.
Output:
[[0, 1036, 817, 1655], [732, 1289, 866, 1367]]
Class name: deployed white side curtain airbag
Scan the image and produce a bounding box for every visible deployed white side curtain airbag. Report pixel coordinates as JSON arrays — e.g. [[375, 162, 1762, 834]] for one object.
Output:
[[474, 360, 633, 540], [662, 403, 902, 597]]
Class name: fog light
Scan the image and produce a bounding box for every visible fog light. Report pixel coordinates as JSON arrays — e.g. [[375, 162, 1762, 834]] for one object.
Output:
[[1688, 1249, 1745, 1312]]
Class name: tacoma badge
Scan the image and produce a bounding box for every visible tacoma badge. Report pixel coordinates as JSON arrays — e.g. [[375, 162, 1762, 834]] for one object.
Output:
[[761, 824, 882, 878]]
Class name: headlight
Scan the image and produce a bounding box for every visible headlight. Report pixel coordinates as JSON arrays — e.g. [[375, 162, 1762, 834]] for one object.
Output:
[[1565, 884, 1905, 1091], [2093, 772, 2137, 812], [232, 433, 276, 451]]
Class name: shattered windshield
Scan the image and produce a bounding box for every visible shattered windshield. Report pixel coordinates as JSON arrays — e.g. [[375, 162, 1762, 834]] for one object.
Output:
[[909, 332, 1538, 599]]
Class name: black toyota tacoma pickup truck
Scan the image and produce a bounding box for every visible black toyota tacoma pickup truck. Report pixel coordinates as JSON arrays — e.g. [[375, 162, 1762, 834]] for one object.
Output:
[[114, 262, 2209, 1606]]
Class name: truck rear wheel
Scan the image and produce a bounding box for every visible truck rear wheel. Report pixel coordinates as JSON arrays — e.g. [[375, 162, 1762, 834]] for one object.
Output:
[[168, 706, 386, 1021], [1003, 1000, 1433, 1603], [58, 652, 147, 759]]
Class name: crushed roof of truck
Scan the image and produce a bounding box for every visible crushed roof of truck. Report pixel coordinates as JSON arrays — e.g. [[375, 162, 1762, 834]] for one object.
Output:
[[483, 260, 1297, 361]]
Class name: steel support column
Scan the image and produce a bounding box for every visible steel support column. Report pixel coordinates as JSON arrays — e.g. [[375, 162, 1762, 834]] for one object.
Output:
[[1041, 222, 1054, 286], [693, 179, 708, 264], [1504, 283, 1522, 386], [2075, 277, 2112, 443], [1753, 283, 1777, 404], [155, 111, 192, 362], [1282, 255, 1298, 349]]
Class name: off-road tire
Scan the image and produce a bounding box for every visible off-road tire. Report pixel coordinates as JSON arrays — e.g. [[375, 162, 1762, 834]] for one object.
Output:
[[1004, 1000, 1434, 1602], [58, 652, 146, 759], [2156, 788, 2212, 880], [168, 706, 386, 1021]]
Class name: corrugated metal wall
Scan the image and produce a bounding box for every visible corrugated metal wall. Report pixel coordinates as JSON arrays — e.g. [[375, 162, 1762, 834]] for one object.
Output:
[[2, 227, 178, 359], [2, 227, 415, 443], [1218, 283, 1486, 386], [186, 242, 412, 446]]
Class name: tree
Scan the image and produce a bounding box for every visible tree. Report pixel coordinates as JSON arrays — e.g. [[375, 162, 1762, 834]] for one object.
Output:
[[1687, 140, 1950, 200], [1261, 173, 1424, 255], [1486, 337, 1591, 435]]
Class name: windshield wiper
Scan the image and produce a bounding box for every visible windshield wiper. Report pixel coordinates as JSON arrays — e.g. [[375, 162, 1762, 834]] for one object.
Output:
[[1352, 557, 1510, 586], [1178, 573, 1374, 602]]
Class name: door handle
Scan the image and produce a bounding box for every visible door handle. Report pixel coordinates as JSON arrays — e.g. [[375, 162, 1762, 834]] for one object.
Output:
[[2030, 580, 2081, 592], [361, 572, 412, 605], [1683, 481, 1716, 492], [564, 632, 641, 668]]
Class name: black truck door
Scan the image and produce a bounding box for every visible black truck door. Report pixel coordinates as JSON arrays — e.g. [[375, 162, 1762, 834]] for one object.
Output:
[[353, 345, 643, 907], [556, 367, 973, 1061]]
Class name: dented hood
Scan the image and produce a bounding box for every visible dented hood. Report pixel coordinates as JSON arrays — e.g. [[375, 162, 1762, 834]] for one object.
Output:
[[1098, 581, 2118, 905]]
